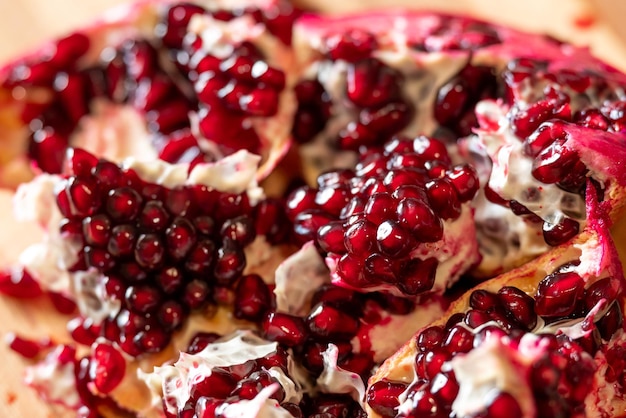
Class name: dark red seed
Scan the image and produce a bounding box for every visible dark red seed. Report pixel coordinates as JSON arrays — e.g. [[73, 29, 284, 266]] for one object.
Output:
[[106, 188, 142, 222], [396, 197, 443, 242], [89, 342, 126, 393], [0, 269, 43, 298], [165, 217, 197, 260], [498, 286, 537, 329], [134, 233, 165, 270], [307, 303, 359, 341], [398, 258, 438, 295], [416, 326, 445, 352], [366, 380, 408, 417], [183, 280, 210, 309], [263, 312, 307, 347], [543, 218, 579, 246], [234, 274, 271, 322], [535, 271, 585, 317], [213, 240, 246, 285], [187, 332, 221, 354], [376, 220, 414, 257]]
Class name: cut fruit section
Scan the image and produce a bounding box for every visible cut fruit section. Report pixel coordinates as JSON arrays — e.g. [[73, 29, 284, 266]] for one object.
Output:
[[367, 193, 626, 418], [286, 135, 481, 298], [0, 0, 299, 187], [292, 10, 626, 277], [6, 148, 293, 359]]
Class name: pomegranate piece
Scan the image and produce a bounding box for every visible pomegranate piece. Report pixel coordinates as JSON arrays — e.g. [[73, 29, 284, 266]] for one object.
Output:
[[0, 0, 298, 188], [11, 148, 285, 358], [287, 135, 479, 298], [367, 216, 626, 418]]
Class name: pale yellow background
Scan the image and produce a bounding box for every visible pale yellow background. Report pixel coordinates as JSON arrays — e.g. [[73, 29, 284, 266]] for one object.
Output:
[[1, 0, 626, 417]]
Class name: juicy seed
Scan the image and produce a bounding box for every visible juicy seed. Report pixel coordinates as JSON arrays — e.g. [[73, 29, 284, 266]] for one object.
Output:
[[535, 271, 585, 317]]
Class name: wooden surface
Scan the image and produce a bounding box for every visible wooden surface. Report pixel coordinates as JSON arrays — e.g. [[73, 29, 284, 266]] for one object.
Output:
[[1, 1, 626, 417]]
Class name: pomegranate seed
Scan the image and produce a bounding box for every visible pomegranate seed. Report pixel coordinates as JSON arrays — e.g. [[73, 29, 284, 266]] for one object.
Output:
[[82, 215, 112, 246], [190, 368, 237, 400], [376, 220, 414, 257], [220, 216, 256, 246], [585, 276, 621, 309], [293, 210, 336, 243], [263, 312, 307, 346], [107, 225, 137, 257], [160, 3, 207, 47], [396, 197, 443, 242], [442, 325, 473, 355], [106, 187, 142, 221], [325, 29, 377, 62], [426, 178, 462, 220], [398, 258, 438, 295], [183, 280, 210, 309], [187, 332, 221, 354], [139, 201, 170, 232], [446, 165, 479, 202], [165, 217, 197, 260], [48, 291, 77, 314], [89, 342, 125, 393], [343, 219, 376, 256], [0, 269, 43, 298], [535, 271, 585, 317], [134, 328, 170, 353], [497, 286, 537, 329], [157, 300, 185, 331], [346, 58, 400, 108], [67, 317, 100, 345], [366, 380, 408, 417], [156, 267, 184, 294], [213, 240, 246, 284], [420, 349, 452, 379], [234, 274, 271, 321], [430, 371, 459, 405], [5, 333, 51, 359], [307, 303, 360, 340], [134, 234, 165, 270], [543, 218, 579, 246], [416, 326, 445, 352], [485, 391, 523, 418], [185, 240, 216, 275], [597, 303, 624, 340], [469, 289, 500, 311], [125, 285, 161, 313], [532, 139, 582, 185]]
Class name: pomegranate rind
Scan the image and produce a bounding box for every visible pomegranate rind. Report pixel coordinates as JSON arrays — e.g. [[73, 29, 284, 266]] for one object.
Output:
[[367, 190, 626, 417], [0, 0, 294, 189]]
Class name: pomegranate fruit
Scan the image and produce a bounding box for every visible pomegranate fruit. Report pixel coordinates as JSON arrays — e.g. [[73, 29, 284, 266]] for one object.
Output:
[[367, 199, 626, 418], [0, 0, 299, 187], [2, 3, 626, 418]]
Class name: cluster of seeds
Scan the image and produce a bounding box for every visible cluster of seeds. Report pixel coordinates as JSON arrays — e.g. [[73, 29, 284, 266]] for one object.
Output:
[[366, 267, 624, 418], [55, 149, 288, 355], [286, 135, 479, 296]]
